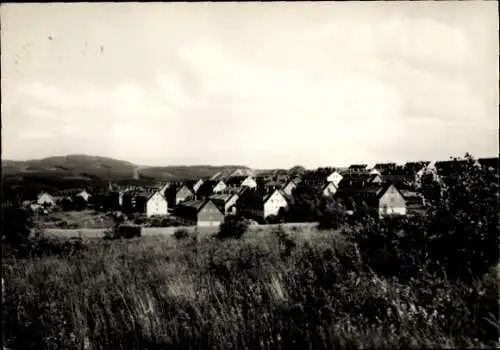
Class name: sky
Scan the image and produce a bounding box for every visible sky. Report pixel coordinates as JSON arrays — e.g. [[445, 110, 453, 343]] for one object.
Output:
[[1, 2, 498, 169]]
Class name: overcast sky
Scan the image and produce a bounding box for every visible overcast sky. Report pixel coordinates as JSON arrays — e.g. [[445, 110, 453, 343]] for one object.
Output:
[[1, 2, 498, 168]]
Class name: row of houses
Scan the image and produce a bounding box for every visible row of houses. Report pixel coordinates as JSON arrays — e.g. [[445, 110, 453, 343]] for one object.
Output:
[[26, 157, 498, 225]]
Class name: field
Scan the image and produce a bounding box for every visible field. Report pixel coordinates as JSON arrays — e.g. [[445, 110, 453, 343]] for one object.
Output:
[[3, 224, 498, 350], [42, 222, 318, 239], [36, 209, 115, 229]]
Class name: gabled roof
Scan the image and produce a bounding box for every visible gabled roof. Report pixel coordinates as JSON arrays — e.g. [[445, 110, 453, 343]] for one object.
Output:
[[262, 189, 289, 204], [404, 161, 430, 174], [146, 191, 167, 202], [225, 176, 249, 186], [209, 193, 235, 203], [177, 199, 207, 211], [321, 182, 337, 191], [348, 164, 368, 170], [196, 180, 219, 197], [335, 182, 399, 208]]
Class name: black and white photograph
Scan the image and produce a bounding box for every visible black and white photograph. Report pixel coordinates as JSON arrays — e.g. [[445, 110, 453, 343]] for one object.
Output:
[[1, 2, 499, 349]]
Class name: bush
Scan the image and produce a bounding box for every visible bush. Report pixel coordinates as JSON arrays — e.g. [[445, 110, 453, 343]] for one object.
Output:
[[317, 198, 346, 230], [115, 225, 142, 239], [1, 205, 34, 257], [217, 215, 249, 239], [174, 228, 190, 240]]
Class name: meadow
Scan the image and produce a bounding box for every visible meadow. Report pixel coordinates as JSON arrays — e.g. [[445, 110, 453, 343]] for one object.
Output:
[[3, 225, 498, 350]]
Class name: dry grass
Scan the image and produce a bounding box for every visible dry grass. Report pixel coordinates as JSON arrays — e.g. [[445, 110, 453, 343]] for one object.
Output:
[[3, 228, 498, 350]]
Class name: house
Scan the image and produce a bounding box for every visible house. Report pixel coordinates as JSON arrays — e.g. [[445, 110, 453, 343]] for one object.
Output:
[[158, 183, 171, 197], [192, 179, 205, 194], [373, 163, 398, 173], [263, 189, 289, 218], [322, 182, 338, 197], [337, 172, 381, 190], [121, 191, 149, 213], [167, 184, 194, 206], [478, 157, 499, 172], [326, 171, 343, 186], [335, 183, 407, 217], [146, 191, 169, 217], [347, 164, 368, 173], [400, 190, 426, 212], [301, 171, 325, 187], [210, 193, 239, 215], [37, 192, 56, 207], [175, 199, 225, 227], [76, 190, 91, 202], [238, 188, 288, 219], [196, 180, 227, 198], [282, 177, 301, 196], [225, 176, 257, 189]]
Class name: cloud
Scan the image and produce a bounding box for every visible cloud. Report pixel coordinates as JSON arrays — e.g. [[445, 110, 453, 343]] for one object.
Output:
[[1, 3, 497, 167]]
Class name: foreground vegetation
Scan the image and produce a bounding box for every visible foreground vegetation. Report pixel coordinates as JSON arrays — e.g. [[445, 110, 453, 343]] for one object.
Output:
[[2, 154, 498, 349], [3, 227, 498, 349]]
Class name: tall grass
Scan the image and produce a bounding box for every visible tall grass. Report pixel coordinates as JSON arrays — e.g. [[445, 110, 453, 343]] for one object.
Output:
[[3, 227, 498, 349]]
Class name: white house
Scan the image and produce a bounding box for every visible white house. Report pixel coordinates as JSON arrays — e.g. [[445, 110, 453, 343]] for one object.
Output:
[[193, 179, 204, 194], [210, 193, 239, 215], [158, 183, 171, 197], [263, 189, 288, 218], [37, 192, 56, 207], [322, 182, 338, 197], [146, 191, 169, 217], [212, 180, 227, 194], [326, 171, 343, 187], [241, 176, 257, 189], [76, 190, 91, 202], [282, 177, 301, 196], [378, 184, 407, 217]]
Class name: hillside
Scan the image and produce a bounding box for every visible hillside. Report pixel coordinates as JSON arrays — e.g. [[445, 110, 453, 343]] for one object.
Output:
[[140, 165, 254, 181], [1, 155, 255, 198], [2, 155, 138, 180]]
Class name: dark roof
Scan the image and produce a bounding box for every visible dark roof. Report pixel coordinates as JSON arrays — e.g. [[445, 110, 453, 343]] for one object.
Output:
[[209, 193, 234, 203], [337, 173, 373, 189], [177, 199, 207, 211], [196, 180, 219, 197], [435, 159, 468, 177], [335, 183, 394, 208], [348, 164, 368, 170], [225, 176, 248, 186], [373, 163, 397, 171], [404, 161, 430, 174], [478, 157, 499, 171], [183, 180, 197, 190]]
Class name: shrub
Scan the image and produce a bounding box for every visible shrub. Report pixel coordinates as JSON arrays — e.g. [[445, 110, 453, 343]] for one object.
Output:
[[115, 225, 142, 239], [274, 225, 296, 257], [217, 215, 249, 239], [174, 228, 190, 240], [317, 198, 346, 230]]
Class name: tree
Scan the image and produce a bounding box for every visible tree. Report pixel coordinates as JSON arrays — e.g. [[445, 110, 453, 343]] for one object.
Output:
[[72, 195, 86, 211], [217, 215, 249, 239], [317, 197, 346, 230], [427, 154, 499, 278], [289, 165, 306, 177], [1, 205, 34, 256]]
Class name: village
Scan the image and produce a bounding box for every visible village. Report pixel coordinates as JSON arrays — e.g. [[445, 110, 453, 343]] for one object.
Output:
[[28, 156, 498, 228]]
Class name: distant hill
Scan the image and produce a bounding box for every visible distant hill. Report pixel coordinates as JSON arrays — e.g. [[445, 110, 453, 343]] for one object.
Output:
[[1, 155, 255, 197], [141, 166, 254, 181], [2, 155, 138, 180]]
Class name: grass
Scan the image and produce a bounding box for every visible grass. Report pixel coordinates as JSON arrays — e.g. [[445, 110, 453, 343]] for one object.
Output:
[[3, 226, 498, 349], [37, 209, 114, 229]]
